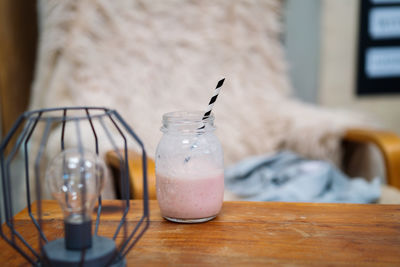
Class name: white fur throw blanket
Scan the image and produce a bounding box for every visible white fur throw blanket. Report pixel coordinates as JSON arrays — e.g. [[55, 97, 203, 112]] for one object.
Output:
[[31, 0, 371, 172]]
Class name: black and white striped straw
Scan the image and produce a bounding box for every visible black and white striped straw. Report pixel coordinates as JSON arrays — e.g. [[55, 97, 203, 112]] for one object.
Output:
[[184, 78, 225, 163], [199, 78, 225, 129], [202, 78, 224, 120]]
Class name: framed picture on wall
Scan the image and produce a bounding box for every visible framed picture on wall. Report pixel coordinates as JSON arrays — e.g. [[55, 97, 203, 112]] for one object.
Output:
[[357, 0, 400, 95]]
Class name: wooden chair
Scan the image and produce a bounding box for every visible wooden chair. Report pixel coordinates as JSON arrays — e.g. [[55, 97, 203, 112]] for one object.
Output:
[[106, 128, 400, 199]]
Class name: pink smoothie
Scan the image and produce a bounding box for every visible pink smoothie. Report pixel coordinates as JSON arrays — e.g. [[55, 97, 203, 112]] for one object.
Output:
[[156, 173, 224, 219]]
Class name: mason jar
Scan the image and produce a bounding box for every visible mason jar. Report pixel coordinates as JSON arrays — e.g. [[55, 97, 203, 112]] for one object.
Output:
[[155, 111, 224, 223]]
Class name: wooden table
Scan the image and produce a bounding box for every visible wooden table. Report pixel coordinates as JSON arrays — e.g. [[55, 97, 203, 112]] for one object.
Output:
[[1, 200, 400, 266]]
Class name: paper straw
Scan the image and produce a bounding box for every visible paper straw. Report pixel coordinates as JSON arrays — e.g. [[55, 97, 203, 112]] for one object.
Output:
[[201, 78, 225, 121], [184, 78, 225, 163]]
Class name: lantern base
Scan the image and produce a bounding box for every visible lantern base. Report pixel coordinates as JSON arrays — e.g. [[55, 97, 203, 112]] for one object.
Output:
[[42, 236, 125, 267]]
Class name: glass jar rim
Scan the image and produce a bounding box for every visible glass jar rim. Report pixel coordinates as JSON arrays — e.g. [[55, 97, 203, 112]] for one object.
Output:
[[161, 111, 215, 133]]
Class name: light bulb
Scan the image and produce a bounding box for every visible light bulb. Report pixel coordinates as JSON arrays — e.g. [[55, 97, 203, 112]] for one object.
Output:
[[46, 149, 105, 249]]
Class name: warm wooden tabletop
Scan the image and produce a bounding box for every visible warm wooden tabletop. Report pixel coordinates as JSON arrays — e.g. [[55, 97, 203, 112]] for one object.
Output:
[[1, 200, 400, 266]]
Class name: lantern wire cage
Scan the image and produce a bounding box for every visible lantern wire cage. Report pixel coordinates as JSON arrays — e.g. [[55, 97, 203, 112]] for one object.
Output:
[[0, 107, 149, 266]]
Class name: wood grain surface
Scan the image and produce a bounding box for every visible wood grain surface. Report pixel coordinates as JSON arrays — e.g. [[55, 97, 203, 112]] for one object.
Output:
[[1, 200, 400, 266]]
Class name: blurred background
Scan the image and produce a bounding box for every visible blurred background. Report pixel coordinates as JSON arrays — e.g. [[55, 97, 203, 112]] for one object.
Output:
[[284, 0, 400, 134], [1, 0, 400, 140], [1, 0, 400, 213]]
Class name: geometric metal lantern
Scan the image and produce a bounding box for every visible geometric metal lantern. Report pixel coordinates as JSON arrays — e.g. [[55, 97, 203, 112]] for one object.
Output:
[[0, 107, 149, 266]]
